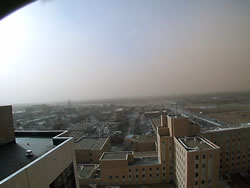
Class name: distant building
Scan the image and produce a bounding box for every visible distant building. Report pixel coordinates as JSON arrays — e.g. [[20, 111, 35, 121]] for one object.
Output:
[[144, 111, 161, 118], [0, 105, 79, 188], [115, 108, 125, 121]]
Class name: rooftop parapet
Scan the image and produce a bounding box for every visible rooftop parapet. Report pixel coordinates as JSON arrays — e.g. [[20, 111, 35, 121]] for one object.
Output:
[[100, 151, 133, 161], [74, 136, 109, 150], [178, 136, 218, 151], [0, 130, 71, 182]]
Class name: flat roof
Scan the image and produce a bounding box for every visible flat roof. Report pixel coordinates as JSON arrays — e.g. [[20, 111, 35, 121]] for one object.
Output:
[[134, 135, 156, 142], [178, 136, 215, 151], [131, 157, 160, 166], [101, 151, 132, 160], [0, 136, 54, 181], [115, 108, 124, 111], [168, 114, 183, 118], [74, 137, 108, 150], [69, 130, 85, 141], [134, 151, 158, 158], [150, 118, 161, 128], [77, 164, 96, 179], [145, 111, 160, 114], [203, 126, 250, 133]]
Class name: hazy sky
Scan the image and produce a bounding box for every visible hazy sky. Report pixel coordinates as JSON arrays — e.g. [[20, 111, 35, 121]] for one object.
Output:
[[0, 0, 250, 104]]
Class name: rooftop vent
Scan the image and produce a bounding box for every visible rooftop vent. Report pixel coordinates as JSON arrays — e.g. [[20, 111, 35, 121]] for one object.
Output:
[[26, 150, 33, 157]]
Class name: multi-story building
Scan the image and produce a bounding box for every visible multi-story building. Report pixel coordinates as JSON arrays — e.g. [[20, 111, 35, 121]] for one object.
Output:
[[0, 106, 80, 188], [78, 151, 162, 185], [78, 113, 218, 187], [174, 136, 220, 188], [201, 126, 250, 176], [115, 108, 125, 121]]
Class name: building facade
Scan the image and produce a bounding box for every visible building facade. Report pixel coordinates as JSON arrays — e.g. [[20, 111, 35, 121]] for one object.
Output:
[[201, 127, 250, 176], [174, 136, 220, 188], [78, 114, 207, 187], [0, 105, 80, 188]]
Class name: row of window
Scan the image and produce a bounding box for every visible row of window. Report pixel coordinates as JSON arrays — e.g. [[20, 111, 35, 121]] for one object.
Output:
[[220, 157, 250, 164], [109, 173, 164, 180], [194, 178, 211, 185], [221, 151, 250, 155], [220, 160, 250, 168], [195, 163, 206, 168], [195, 154, 213, 160], [128, 167, 160, 172]]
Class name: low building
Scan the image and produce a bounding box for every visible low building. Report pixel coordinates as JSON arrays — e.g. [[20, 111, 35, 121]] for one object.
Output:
[[124, 135, 156, 152], [99, 151, 162, 185], [0, 105, 80, 188], [74, 136, 111, 164]]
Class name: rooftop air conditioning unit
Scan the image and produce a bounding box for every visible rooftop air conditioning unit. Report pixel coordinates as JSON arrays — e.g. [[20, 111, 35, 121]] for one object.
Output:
[[26, 150, 33, 157]]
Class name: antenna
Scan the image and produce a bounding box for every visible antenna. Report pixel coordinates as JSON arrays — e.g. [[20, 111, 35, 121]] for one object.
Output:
[[68, 99, 71, 109], [68, 99, 71, 114]]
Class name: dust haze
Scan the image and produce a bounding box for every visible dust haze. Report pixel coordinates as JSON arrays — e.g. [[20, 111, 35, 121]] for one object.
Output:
[[0, 0, 250, 104]]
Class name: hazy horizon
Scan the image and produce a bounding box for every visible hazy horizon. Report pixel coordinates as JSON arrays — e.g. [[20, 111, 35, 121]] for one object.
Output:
[[1, 0, 250, 105]]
